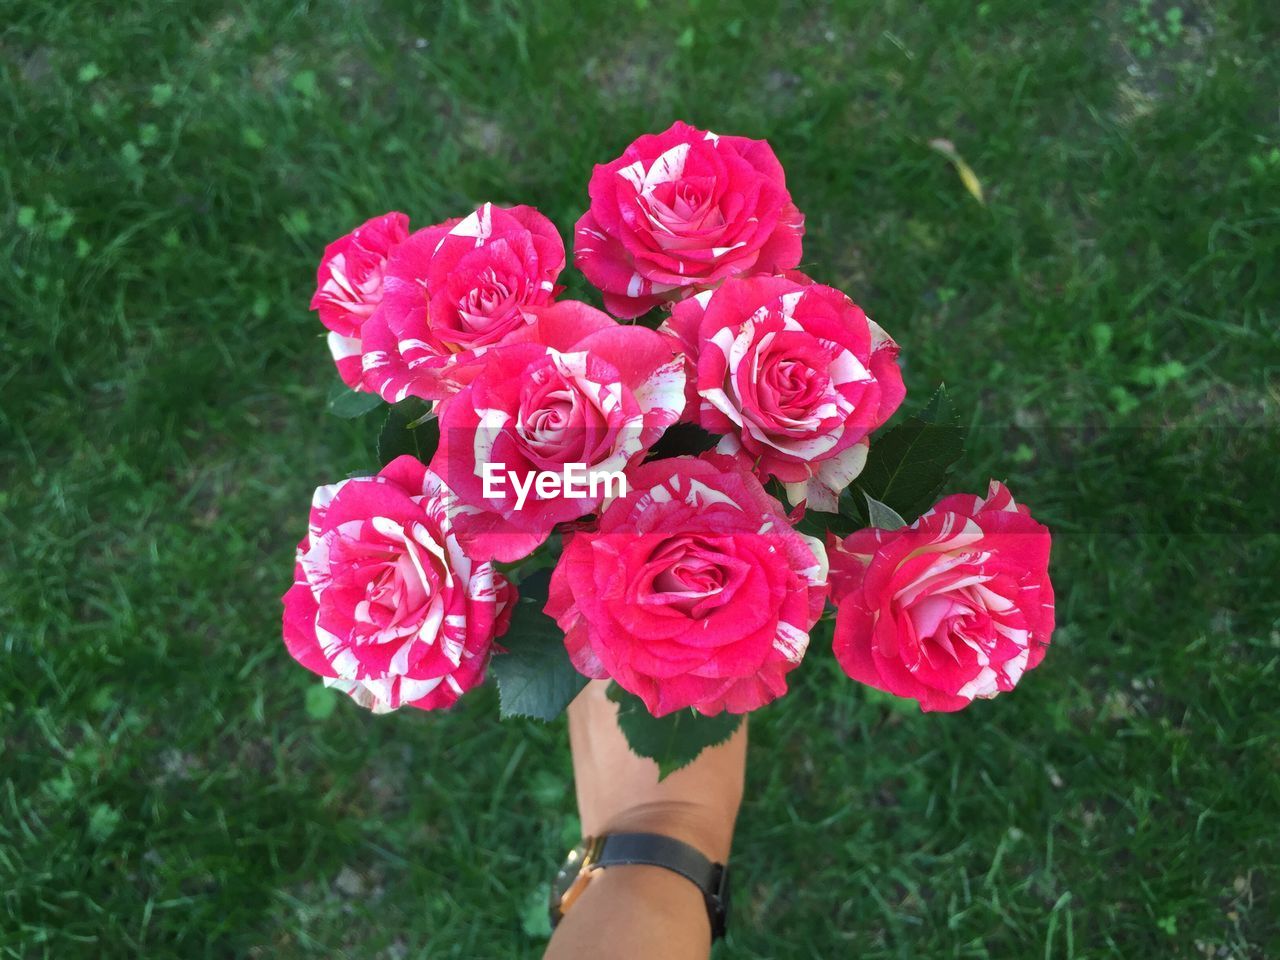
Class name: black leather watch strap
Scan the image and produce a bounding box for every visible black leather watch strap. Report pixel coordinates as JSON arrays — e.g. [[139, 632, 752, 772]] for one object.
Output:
[[596, 833, 730, 940]]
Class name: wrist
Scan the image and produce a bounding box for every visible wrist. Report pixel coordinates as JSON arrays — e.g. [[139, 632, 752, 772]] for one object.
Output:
[[547, 860, 715, 957], [551, 831, 731, 943]]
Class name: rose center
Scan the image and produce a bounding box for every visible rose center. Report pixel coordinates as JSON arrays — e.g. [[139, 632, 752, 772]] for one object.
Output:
[[515, 377, 598, 466], [524, 389, 576, 438], [643, 177, 725, 239], [344, 257, 388, 315], [356, 550, 431, 642], [768, 357, 828, 413], [654, 555, 727, 596], [672, 182, 706, 218], [459, 268, 519, 328], [907, 591, 995, 668], [637, 535, 749, 617]]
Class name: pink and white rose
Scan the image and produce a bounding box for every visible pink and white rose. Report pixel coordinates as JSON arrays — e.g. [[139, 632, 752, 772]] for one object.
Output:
[[662, 274, 905, 512], [432, 301, 686, 562], [828, 481, 1054, 712], [362, 203, 566, 402], [310, 211, 410, 390], [546, 454, 829, 717], [573, 122, 804, 318], [282, 455, 514, 712]]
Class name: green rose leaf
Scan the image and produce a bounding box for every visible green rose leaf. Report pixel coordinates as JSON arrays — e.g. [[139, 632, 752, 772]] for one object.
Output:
[[851, 385, 965, 524], [645, 422, 720, 460], [490, 588, 587, 722], [326, 380, 382, 419], [794, 487, 860, 540], [607, 683, 743, 780], [514, 567, 553, 607], [376, 399, 438, 466]]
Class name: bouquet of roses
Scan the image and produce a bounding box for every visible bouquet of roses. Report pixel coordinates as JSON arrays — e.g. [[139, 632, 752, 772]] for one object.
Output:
[[283, 122, 1055, 775]]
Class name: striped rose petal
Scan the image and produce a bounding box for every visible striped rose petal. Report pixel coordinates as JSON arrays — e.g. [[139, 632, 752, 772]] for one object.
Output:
[[431, 301, 686, 563], [827, 481, 1054, 712], [309, 212, 410, 390], [545, 453, 829, 717], [361, 203, 565, 402], [281, 456, 515, 713], [574, 122, 804, 318], [663, 274, 905, 510]]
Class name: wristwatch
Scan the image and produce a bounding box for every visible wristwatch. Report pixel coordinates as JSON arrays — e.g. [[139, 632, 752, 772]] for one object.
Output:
[[549, 833, 730, 939]]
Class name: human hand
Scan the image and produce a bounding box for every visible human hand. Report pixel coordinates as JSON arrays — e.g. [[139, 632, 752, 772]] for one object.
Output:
[[566, 680, 747, 862]]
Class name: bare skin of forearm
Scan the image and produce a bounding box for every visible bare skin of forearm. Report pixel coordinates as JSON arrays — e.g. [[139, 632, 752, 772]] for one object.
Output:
[[542, 863, 712, 960], [543, 681, 746, 960]]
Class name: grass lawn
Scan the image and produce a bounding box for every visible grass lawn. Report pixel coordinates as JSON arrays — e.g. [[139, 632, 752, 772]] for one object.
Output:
[[3, 0, 1278, 956]]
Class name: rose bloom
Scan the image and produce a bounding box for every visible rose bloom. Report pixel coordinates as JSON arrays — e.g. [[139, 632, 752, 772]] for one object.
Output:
[[432, 301, 685, 563], [282, 455, 514, 712], [828, 481, 1054, 712], [310, 211, 410, 390], [361, 203, 566, 402], [573, 121, 804, 318], [662, 274, 905, 512], [546, 454, 828, 717]]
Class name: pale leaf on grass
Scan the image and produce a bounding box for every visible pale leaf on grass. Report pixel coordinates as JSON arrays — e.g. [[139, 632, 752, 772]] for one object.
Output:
[[928, 138, 985, 205]]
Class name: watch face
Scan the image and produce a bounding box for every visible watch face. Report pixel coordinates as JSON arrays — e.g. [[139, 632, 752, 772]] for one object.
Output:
[[549, 837, 604, 925], [550, 842, 590, 912]]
